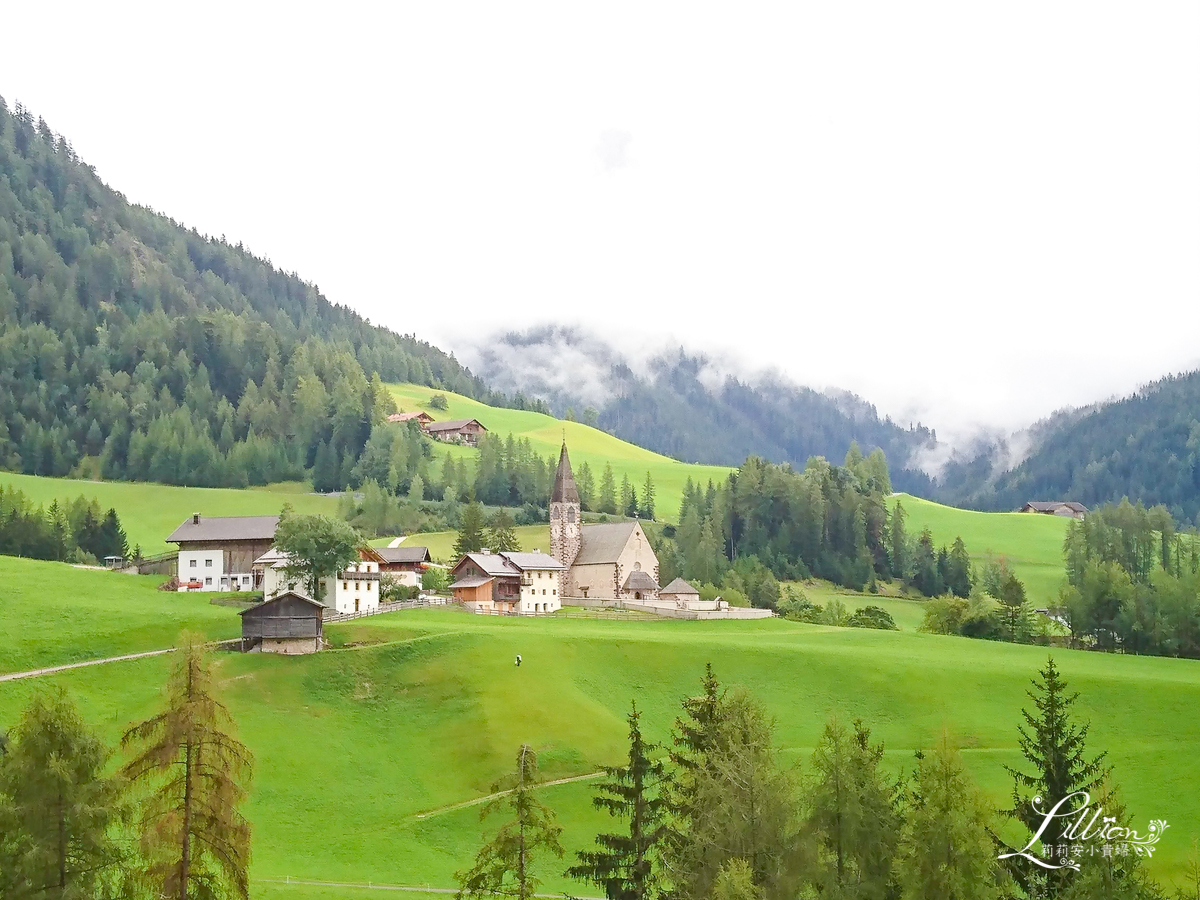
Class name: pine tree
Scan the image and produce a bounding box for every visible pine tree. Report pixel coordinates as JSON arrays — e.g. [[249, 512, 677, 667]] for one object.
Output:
[[311, 440, 339, 493], [97, 508, 128, 560], [1002, 657, 1111, 898], [122, 635, 253, 900], [487, 510, 520, 553], [620, 475, 634, 518], [899, 734, 1005, 900], [456, 745, 563, 900], [599, 464, 618, 515], [0, 692, 123, 898], [455, 501, 487, 557], [640, 473, 656, 521], [568, 703, 668, 900], [578, 462, 595, 511], [890, 501, 908, 580], [999, 572, 1032, 642]]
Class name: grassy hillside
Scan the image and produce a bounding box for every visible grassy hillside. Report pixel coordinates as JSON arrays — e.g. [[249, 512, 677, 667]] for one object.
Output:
[[892, 492, 1070, 606], [389, 383, 732, 522], [373, 524, 552, 562], [1, 586, 1197, 894], [0, 558, 241, 674], [0, 472, 340, 555]]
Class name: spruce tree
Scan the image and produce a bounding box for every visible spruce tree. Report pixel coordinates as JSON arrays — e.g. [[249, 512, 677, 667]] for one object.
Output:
[[487, 510, 520, 553], [620, 475, 634, 518], [626, 484, 640, 518], [122, 635, 253, 900], [456, 745, 563, 900], [639, 473, 656, 520], [599, 464, 618, 515], [1002, 656, 1111, 898], [0, 692, 123, 898], [568, 703, 668, 900], [455, 501, 487, 557], [890, 501, 908, 580]]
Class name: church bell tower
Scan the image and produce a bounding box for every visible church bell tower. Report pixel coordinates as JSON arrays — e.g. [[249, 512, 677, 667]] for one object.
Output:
[[550, 442, 582, 590]]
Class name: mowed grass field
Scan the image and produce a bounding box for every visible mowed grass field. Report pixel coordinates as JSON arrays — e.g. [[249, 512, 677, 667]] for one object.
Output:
[[892, 492, 1071, 607], [2, 562, 1198, 898], [388, 383, 732, 522], [0, 472, 340, 555]]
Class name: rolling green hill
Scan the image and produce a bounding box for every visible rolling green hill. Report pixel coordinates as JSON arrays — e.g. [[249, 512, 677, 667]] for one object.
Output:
[[0, 472, 341, 555], [389, 383, 733, 522], [892, 492, 1070, 606], [1, 561, 1196, 897]]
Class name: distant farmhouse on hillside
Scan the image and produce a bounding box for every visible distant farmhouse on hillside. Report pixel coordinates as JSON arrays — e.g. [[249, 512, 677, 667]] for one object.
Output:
[[1019, 501, 1088, 520], [168, 513, 279, 592], [376, 545, 432, 587], [387, 410, 435, 427], [425, 418, 487, 446]]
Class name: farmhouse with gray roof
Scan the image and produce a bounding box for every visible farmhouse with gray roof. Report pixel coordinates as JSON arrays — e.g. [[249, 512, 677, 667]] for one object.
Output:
[[1019, 501, 1088, 520], [168, 513, 279, 593]]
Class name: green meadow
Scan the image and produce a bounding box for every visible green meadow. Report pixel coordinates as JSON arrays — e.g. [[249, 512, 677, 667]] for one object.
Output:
[[891, 492, 1071, 606], [1, 561, 1197, 899], [388, 383, 732, 522], [0, 471, 340, 555]]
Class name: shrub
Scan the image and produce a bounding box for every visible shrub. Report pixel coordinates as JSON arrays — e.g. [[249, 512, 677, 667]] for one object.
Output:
[[847, 605, 898, 630]]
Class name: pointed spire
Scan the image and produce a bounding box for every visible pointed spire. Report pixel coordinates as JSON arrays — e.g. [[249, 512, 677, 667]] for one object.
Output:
[[552, 442, 580, 504]]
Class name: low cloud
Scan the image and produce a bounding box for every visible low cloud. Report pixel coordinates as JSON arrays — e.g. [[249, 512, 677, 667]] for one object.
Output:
[[595, 129, 631, 173]]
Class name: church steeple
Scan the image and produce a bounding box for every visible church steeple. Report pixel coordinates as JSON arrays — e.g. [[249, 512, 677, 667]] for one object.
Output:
[[552, 442, 580, 504], [550, 442, 582, 579]]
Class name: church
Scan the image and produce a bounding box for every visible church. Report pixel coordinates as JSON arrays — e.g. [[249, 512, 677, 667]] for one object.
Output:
[[550, 444, 661, 601]]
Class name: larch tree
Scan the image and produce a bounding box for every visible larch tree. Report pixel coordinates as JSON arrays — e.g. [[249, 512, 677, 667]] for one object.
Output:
[[899, 734, 1006, 900], [0, 692, 123, 899], [456, 744, 563, 900], [568, 703, 668, 900], [122, 635, 253, 900]]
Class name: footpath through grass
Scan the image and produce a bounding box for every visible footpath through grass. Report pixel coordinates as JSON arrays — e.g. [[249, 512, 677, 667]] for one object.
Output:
[[1, 600, 1197, 893]]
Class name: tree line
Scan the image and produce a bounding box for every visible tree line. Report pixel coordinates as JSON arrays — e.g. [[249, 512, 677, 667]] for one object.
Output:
[[651, 446, 977, 609], [457, 659, 1184, 900], [0, 95, 528, 493], [0, 485, 128, 563]]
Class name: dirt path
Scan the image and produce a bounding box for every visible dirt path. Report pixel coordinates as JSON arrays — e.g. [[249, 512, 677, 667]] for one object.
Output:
[[0, 648, 179, 683], [412, 770, 605, 820]]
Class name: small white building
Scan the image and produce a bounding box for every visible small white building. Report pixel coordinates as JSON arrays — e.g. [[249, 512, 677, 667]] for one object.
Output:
[[254, 546, 387, 615]]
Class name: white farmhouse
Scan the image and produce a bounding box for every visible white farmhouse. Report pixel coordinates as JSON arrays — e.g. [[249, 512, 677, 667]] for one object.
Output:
[[168, 513, 278, 593], [253, 546, 387, 615]]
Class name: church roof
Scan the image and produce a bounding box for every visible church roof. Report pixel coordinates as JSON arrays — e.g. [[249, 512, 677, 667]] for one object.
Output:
[[574, 521, 640, 566], [551, 443, 580, 504], [623, 569, 660, 592], [660, 577, 699, 596]]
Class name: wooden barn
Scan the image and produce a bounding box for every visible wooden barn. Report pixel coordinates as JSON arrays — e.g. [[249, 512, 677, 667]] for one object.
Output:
[[239, 591, 325, 654]]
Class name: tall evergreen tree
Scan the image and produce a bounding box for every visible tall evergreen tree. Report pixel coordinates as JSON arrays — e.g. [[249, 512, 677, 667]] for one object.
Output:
[[620, 475, 635, 518], [568, 703, 668, 900], [599, 464, 618, 515], [1002, 657, 1111, 898], [0, 692, 123, 899], [455, 501, 487, 557], [456, 745, 563, 900], [640, 473, 656, 521], [578, 462, 596, 511], [487, 510, 520, 553], [890, 501, 908, 580], [122, 635, 253, 900]]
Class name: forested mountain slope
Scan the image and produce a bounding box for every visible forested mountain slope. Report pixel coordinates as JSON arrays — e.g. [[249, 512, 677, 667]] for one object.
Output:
[[937, 371, 1200, 523], [466, 327, 938, 495], [0, 96, 507, 489]]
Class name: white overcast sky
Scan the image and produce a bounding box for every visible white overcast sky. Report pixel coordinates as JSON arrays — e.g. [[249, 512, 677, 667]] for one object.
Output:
[[3, 2, 1198, 441]]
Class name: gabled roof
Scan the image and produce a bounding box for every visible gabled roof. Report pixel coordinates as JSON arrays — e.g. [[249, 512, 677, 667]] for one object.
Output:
[[377, 546, 432, 564], [388, 411, 433, 423], [551, 443, 580, 504], [660, 577, 699, 596], [426, 419, 486, 433], [168, 515, 279, 543], [573, 521, 640, 566], [456, 552, 521, 577], [623, 569, 659, 592], [500, 551, 566, 571], [238, 590, 324, 616], [1023, 501, 1088, 513]]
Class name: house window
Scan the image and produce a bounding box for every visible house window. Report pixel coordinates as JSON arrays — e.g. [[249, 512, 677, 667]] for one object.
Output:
[[205, 559, 213, 567], [189, 559, 197, 568], [553, 589, 557, 595], [242, 575, 250, 584], [205, 577, 212, 585], [542, 589, 547, 595], [367, 582, 373, 591], [343, 582, 348, 591], [356, 582, 361, 591]]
